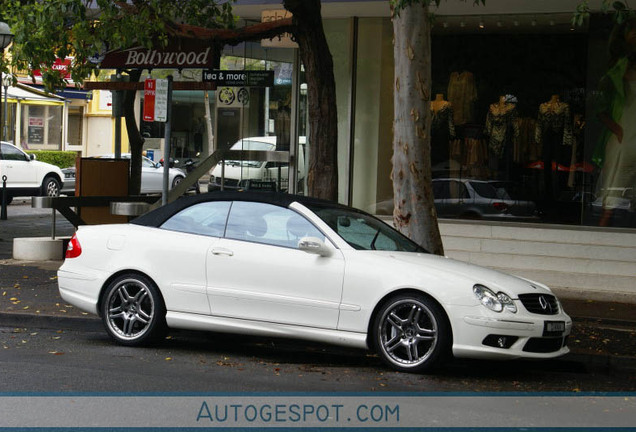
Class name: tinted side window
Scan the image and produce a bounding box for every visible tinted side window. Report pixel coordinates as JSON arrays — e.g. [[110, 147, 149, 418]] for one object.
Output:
[[226, 201, 324, 248], [160, 201, 231, 237], [469, 182, 498, 199], [448, 181, 469, 199], [433, 181, 449, 199], [1, 144, 28, 161]]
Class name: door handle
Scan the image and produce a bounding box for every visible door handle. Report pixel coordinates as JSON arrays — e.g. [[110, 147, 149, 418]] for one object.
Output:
[[211, 248, 234, 257]]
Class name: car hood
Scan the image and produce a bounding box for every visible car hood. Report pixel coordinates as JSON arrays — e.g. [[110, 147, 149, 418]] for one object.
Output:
[[372, 251, 553, 298], [32, 160, 63, 175]]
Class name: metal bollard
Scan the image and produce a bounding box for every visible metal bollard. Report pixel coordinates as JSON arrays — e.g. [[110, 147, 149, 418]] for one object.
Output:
[[1, 175, 7, 220]]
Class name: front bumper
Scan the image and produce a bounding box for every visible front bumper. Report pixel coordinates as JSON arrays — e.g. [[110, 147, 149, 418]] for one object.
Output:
[[450, 304, 572, 360]]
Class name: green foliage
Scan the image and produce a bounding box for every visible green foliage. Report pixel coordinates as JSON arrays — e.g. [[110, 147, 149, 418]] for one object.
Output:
[[25, 150, 78, 169], [573, 0, 635, 27], [3, 0, 236, 92]]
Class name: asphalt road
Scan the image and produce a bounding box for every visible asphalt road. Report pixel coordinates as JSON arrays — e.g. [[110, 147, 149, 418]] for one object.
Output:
[[2, 324, 635, 393]]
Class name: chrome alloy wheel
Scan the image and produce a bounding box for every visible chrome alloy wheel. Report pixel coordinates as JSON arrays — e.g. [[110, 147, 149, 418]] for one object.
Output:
[[377, 298, 439, 369], [105, 278, 155, 341], [44, 177, 60, 197]]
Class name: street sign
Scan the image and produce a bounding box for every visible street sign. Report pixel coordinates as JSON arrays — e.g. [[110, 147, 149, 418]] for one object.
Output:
[[155, 79, 168, 122], [202, 70, 274, 87], [101, 40, 214, 69], [261, 10, 298, 48], [143, 79, 156, 122], [143, 78, 169, 123]]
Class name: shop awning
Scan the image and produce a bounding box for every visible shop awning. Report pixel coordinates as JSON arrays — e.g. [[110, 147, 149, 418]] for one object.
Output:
[[4, 82, 66, 105]]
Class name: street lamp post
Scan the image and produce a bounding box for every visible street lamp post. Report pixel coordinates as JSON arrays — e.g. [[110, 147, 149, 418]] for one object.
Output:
[[0, 21, 14, 220], [2, 73, 11, 141]]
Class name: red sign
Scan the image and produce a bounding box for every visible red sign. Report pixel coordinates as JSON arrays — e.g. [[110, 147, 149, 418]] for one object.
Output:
[[19, 57, 76, 87], [143, 79, 156, 122], [33, 58, 72, 80]]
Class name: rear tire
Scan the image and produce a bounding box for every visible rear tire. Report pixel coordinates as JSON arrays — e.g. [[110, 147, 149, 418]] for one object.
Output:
[[371, 293, 452, 373], [101, 273, 167, 346]]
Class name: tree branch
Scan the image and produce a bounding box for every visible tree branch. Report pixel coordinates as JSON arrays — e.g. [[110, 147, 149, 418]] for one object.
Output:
[[166, 18, 295, 46]]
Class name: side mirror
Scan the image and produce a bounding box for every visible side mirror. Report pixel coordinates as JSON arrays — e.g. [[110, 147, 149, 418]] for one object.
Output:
[[30, 154, 36, 161], [298, 236, 332, 257]]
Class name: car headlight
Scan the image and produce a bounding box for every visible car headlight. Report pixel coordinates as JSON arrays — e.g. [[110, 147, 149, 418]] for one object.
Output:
[[473, 284, 517, 313], [497, 292, 517, 313]]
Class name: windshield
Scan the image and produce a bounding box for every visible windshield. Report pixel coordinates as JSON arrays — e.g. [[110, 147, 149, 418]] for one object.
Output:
[[305, 204, 427, 252], [226, 140, 276, 168]]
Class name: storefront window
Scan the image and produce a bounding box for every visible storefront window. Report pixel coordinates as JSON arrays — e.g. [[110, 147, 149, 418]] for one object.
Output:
[[3, 102, 16, 144], [67, 106, 83, 147], [430, 30, 588, 225], [588, 16, 636, 228], [351, 13, 635, 230], [21, 104, 63, 150]]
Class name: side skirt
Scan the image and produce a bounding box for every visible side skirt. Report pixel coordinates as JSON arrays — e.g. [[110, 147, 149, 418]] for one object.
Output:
[[166, 311, 369, 350]]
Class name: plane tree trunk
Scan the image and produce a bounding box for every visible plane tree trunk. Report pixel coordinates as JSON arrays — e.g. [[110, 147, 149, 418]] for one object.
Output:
[[283, 0, 338, 201], [123, 69, 144, 196], [391, 3, 444, 255]]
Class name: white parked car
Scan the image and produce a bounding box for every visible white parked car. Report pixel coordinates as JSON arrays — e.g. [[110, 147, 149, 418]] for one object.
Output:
[[209, 137, 305, 192], [58, 192, 571, 373], [0, 141, 64, 204], [60, 153, 185, 195]]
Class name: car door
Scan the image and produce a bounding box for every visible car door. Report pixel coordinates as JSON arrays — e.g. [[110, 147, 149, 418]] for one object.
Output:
[[153, 200, 232, 314], [1, 143, 37, 187], [206, 201, 345, 329], [140, 157, 162, 193]]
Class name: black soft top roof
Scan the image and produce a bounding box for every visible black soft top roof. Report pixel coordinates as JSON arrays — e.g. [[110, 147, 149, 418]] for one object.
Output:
[[131, 191, 346, 228]]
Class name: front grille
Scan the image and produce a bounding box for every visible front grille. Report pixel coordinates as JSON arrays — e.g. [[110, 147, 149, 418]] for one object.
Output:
[[523, 337, 567, 353], [518, 294, 559, 315]]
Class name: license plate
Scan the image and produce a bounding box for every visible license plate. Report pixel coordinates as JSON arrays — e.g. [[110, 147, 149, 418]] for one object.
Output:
[[543, 321, 565, 336]]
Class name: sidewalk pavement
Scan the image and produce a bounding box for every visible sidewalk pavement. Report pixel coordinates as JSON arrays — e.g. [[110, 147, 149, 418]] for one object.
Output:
[[1, 198, 635, 365]]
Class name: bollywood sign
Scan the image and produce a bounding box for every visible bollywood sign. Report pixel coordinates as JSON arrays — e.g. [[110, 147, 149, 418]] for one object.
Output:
[[100, 40, 214, 69]]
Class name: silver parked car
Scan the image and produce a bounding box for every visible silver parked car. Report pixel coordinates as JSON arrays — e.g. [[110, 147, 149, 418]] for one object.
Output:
[[370, 179, 538, 221], [61, 154, 185, 195]]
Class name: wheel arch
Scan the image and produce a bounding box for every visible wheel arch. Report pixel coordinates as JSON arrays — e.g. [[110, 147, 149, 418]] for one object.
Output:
[[365, 288, 453, 351], [96, 269, 166, 318], [43, 172, 63, 184]]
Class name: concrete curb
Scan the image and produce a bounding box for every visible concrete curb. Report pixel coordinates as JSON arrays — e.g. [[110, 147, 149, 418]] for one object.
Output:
[[0, 311, 102, 332]]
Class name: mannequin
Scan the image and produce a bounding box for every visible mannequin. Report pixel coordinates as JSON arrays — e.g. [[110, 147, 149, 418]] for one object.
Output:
[[535, 95, 573, 202], [430, 94, 456, 166], [595, 17, 636, 226], [484, 95, 519, 180], [447, 71, 478, 125]]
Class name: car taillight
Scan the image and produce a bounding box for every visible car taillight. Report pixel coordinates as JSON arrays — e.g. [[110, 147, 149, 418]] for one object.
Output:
[[492, 202, 508, 213], [66, 234, 82, 259]]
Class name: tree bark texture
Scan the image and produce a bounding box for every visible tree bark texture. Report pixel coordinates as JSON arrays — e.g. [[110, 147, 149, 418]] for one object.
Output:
[[283, 0, 338, 201], [391, 3, 444, 255], [124, 69, 144, 196]]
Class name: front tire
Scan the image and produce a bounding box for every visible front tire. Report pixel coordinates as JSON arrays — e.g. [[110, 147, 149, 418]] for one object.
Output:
[[41, 176, 61, 197], [371, 293, 451, 373], [101, 273, 167, 346], [171, 175, 184, 189]]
